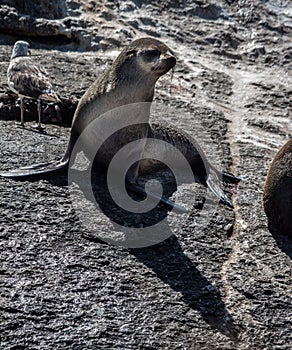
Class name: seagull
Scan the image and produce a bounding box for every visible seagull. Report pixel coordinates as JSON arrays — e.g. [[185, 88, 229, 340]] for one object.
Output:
[[7, 40, 60, 130]]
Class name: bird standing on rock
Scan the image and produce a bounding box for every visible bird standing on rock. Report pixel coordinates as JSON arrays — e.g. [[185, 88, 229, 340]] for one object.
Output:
[[7, 40, 60, 130]]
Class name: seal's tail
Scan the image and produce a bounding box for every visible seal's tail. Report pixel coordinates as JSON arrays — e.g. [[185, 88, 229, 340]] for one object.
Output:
[[0, 158, 69, 178]]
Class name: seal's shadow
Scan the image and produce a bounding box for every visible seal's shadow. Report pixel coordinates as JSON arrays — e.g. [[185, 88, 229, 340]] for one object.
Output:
[[47, 170, 238, 338], [130, 236, 239, 340], [91, 170, 177, 227]]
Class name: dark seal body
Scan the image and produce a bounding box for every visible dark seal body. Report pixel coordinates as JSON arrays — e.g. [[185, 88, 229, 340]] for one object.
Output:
[[263, 139, 292, 237], [67, 38, 176, 178]]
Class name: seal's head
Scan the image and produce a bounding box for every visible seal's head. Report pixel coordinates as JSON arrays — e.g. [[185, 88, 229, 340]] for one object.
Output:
[[11, 41, 30, 59], [112, 37, 176, 86]]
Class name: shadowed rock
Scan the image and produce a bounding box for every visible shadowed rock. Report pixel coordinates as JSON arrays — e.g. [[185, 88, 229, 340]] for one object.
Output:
[[1, 0, 67, 19]]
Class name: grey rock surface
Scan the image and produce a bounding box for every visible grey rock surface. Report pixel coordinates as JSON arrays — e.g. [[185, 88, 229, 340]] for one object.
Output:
[[0, 0, 291, 349]]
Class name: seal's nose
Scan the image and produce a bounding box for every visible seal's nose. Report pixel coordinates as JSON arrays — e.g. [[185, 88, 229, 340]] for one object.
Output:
[[162, 52, 176, 68]]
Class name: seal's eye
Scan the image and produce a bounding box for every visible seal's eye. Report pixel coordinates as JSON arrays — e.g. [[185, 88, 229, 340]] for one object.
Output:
[[143, 49, 161, 62]]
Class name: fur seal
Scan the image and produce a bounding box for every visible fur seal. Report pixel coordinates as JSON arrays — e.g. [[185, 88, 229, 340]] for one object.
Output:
[[0, 37, 240, 211], [263, 139, 292, 237], [7, 40, 60, 130]]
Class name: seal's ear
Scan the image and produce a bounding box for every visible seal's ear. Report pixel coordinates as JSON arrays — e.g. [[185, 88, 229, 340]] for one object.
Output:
[[125, 50, 137, 57]]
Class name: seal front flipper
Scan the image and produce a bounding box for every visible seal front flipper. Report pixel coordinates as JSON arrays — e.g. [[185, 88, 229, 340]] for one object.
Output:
[[125, 180, 188, 214], [0, 157, 69, 179]]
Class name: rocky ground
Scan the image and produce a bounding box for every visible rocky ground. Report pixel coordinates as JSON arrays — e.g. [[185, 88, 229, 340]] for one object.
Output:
[[0, 1, 291, 349]]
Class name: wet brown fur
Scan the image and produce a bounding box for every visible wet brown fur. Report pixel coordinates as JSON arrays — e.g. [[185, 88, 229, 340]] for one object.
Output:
[[263, 139, 292, 237]]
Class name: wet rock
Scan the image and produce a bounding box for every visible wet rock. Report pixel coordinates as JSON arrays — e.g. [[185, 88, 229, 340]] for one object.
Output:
[[200, 70, 233, 100], [187, 3, 231, 20], [242, 44, 266, 60], [0, 1, 117, 50], [1, 0, 67, 19]]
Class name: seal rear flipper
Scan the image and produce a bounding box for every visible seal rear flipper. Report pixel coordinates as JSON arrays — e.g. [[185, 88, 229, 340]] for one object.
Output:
[[222, 171, 241, 184], [125, 181, 188, 214], [206, 169, 234, 208], [0, 158, 69, 179]]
